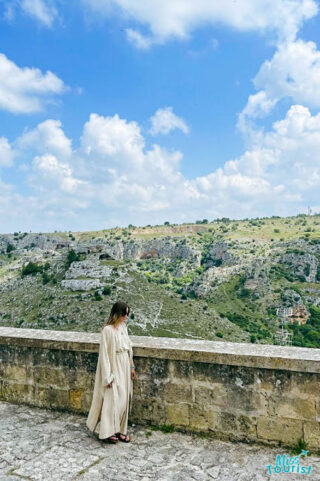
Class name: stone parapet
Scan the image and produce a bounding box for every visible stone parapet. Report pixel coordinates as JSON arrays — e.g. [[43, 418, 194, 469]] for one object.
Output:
[[0, 327, 319, 450]]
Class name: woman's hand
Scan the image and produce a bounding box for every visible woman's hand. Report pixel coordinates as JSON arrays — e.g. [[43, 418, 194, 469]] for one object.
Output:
[[131, 369, 137, 380]]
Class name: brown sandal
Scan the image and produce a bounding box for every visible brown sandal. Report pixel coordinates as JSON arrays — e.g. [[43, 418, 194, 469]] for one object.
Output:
[[116, 432, 130, 443], [106, 434, 118, 444]]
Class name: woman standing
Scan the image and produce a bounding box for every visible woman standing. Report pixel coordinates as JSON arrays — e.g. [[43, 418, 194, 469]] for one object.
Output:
[[86, 301, 137, 443]]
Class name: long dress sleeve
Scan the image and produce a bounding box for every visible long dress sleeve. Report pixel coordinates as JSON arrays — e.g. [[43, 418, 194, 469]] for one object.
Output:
[[125, 324, 134, 366], [129, 338, 133, 367], [99, 327, 115, 386]]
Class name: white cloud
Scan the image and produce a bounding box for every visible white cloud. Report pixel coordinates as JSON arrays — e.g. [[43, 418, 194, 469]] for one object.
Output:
[[4, 0, 58, 27], [255, 39, 320, 107], [17, 119, 72, 158], [2, 105, 320, 232], [81, 113, 144, 159], [149, 107, 189, 136], [126, 29, 152, 50], [83, 0, 318, 47], [20, 0, 58, 27], [237, 91, 278, 134], [0, 137, 15, 167], [239, 39, 320, 129], [0, 53, 65, 113], [225, 105, 320, 204], [32, 154, 85, 193]]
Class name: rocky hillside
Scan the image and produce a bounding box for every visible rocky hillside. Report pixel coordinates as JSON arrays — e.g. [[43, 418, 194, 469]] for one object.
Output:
[[1, 214, 320, 347]]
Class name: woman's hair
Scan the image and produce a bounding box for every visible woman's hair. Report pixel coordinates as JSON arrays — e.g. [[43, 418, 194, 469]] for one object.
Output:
[[102, 300, 130, 329]]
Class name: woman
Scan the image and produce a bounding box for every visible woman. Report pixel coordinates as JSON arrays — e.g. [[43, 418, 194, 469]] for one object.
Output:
[[86, 300, 137, 443]]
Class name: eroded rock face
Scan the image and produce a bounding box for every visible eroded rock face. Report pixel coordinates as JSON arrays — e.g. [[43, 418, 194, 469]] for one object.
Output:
[[193, 265, 246, 297], [282, 289, 302, 307], [65, 260, 113, 280], [1, 228, 320, 344], [0, 233, 72, 251], [280, 252, 319, 282], [140, 249, 159, 259], [206, 242, 233, 267], [61, 279, 102, 291]]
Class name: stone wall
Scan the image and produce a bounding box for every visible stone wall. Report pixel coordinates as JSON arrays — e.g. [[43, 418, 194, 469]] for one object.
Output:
[[0, 327, 320, 450]]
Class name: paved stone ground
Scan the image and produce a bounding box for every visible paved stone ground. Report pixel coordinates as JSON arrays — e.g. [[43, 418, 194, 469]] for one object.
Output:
[[1, 401, 320, 481]]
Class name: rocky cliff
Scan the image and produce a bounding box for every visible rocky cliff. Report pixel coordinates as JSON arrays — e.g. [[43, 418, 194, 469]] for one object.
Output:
[[1, 214, 320, 347]]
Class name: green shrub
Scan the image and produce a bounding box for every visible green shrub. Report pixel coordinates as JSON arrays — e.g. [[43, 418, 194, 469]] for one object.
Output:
[[160, 424, 174, 433], [103, 285, 111, 295], [65, 249, 81, 269], [93, 291, 103, 301], [239, 288, 250, 298], [291, 438, 308, 456], [216, 332, 223, 338], [41, 272, 50, 284], [6, 243, 15, 253], [21, 262, 43, 277]]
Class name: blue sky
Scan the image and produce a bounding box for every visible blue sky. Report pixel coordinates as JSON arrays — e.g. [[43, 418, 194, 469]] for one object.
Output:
[[1, 1, 320, 233]]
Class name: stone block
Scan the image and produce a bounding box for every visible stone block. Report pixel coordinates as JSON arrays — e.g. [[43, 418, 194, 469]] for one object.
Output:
[[215, 411, 237, 434], [138, 379, 163, 399], [151, 401, 167, 425], [1, 381, 34, 403], [130, 399, 153, 423], [5, 365, 29, 383], [32, 366, 69, 387], [149, 359, 169, 379], [303, 421, 320, 449], [166, 403, 189, 427], [226, 386, 261, 413], [163, 382, 193, 403], [276, 397, 316, 420], [82, 390, 93, 411], [0, 361, 6, 378], [189, 410, 209, 431], [236, 414, 257, 438], [257, 416, 303, 444], [192, 363, 255, 386], [189, 406, 219, 431], [172, 360, 193, 379], [291, 373, 320, 396], [35, 386, 69, 409], [193, 383, 227, 408], [74, 371, 95, 390], [69, 389, 83, 410], [256, 369, 292, 394]]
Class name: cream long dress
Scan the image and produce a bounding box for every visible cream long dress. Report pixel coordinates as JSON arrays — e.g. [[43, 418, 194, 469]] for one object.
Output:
[[86, 322, 134, 439]]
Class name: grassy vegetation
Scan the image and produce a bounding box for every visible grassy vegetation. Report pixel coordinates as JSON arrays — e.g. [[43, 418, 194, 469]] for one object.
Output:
[[1, 213, 320, 347], [208, 275, 276, 342], [287, 306, 320, 348]]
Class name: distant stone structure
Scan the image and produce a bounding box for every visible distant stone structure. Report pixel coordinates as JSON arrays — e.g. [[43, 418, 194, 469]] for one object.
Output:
[[290, 304, 310, 325], [276, 305, 310, 326]]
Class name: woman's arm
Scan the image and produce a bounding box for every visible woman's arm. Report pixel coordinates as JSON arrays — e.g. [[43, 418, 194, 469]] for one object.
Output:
[[99, 327, 115, 387]]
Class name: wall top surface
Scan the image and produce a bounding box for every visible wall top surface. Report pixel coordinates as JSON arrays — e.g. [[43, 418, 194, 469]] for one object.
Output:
[[0, 326, 319, 373]]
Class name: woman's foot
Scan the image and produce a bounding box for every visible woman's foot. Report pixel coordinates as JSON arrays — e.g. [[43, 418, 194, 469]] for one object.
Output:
[[106, 434, 118, 444], [116, 432, 130, 442]]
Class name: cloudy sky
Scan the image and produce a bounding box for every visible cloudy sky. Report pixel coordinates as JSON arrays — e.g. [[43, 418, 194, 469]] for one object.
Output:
[[1, 0, 320, 233]]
